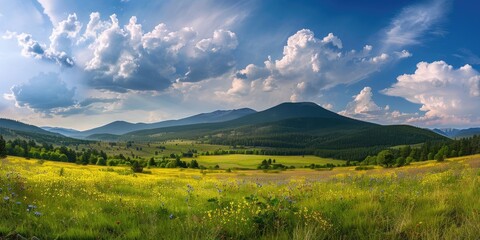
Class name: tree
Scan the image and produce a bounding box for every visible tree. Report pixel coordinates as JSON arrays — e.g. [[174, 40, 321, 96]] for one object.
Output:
[[0, 135, 6, 158], [189, 159, 199, 169], [148, 157, 156, 167], [363, 155, 377, 165], [96, 157, 107, 166], [434, 146, 449, 162], [405, 156, 415, 165], [395, 157, 406, 167], [131, 160, 143, 173], [376, 150, 395, 167]]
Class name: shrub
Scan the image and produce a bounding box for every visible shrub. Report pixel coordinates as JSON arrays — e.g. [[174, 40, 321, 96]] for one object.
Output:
[[131, 160, 143, 173]]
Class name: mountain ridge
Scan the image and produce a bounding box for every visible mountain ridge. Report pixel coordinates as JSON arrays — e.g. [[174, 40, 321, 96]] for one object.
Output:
[[116, 102, 446, 156], [50, 108, 257, 138], [433, 128, 480, 139]]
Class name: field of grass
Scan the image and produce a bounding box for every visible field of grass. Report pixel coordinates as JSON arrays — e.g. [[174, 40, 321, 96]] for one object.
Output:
[[77, 140, 255, 159], [1, 155, 479, 239], [193, 154, 344, 169]]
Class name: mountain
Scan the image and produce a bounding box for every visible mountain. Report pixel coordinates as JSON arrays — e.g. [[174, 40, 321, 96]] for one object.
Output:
[[42, 127, 81, 136], [79, 108, 256, 139], [118, 102, 447, 160], [455, 128, 480, 138], [0, 119, 88, 144], [1, 118, 56, 135], [432, 128, 480, 139]]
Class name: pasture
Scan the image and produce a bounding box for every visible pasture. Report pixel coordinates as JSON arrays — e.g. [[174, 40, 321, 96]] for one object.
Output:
[[193, 154, 344, 169], [76, 140, 255, 158], [0, 155, 479, 239]]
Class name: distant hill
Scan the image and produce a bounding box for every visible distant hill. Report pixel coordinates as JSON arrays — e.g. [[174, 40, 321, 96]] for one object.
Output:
[[0, 119, 88, 145], [1, 118, 57, 136], [81, 108, 256, 139], [42, 127, 81, 136], [118, 102, 447, 160], [432, 128, 480, 139]]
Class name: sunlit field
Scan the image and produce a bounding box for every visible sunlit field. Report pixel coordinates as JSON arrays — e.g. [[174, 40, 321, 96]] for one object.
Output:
[[77, 140, 235, 158], [1, 155, 479, 239], [193, 154, 343, 169]]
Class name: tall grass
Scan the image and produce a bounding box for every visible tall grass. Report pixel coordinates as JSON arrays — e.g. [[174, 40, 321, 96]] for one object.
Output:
[[0, 156, 479, 239]]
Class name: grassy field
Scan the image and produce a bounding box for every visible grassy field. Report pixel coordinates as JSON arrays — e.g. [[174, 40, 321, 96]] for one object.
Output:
[[1, 155, 479, 239], [193, 154, 344, 169], [77, 140, 256, 159]]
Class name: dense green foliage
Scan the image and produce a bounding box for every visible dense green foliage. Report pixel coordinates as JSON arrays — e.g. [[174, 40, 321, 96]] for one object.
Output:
[[363, 135, 480, 166], [0, 135, 5, 158]]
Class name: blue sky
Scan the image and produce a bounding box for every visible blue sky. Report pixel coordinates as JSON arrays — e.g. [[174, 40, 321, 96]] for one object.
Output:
[[0, 0, 479, 130]]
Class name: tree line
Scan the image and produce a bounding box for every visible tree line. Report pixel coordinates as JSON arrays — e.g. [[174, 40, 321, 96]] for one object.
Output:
[[362, 135, 480, 167]]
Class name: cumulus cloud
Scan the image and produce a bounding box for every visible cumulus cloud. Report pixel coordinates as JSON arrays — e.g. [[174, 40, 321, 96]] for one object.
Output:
[[4, 72, 76, 112], [83, 13, 238, 92], [220, 29, 408, 102], [6, 11, 239, 92], [383, 0, 447, 51], [383, 61, 480, 126], [339, 86, 418, 124], [7, 13, 81, 67], [341, 87, 382, 116]]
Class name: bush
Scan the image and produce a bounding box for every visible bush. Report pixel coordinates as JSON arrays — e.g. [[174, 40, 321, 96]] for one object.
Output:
[[131, 160, 143, 173], [96, 157, 107, 166], [395, 157, 405, 167]]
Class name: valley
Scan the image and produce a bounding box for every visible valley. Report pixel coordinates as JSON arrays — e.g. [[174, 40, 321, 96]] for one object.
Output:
[[1, 102, 479, 239]]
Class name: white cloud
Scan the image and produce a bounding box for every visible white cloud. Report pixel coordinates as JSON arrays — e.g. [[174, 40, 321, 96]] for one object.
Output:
[[342, 87, 382, 115], [322, 103, 333, 110], [49, 13, 82, 55], [6, 10, 239, 92], [82, 13, 238, 92], [195, 29, 238, 53], [321, 33, 343, 49], [221, 29, 405, 103], [340, 86, 417, 124], [395, 50, 412, 58], [2, 31, 17, 40], [7, 13, 81, 67], [383, 61, 480, 126], [372, 53, 389, 63], [382, 0, 447, 51]]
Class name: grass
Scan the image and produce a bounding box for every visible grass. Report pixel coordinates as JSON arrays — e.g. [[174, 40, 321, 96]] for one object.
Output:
[[0, 155, 479, 239], [192, 154, 344, 169], [76, 140, 256, 159]]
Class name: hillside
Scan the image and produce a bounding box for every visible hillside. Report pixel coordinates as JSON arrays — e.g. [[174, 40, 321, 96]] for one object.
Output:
[[0, 119, 88, 145], [120, 102, 447, 158], [0, 118, 57, 135], [73, 108, 256, 138], [41, 127, 81, 136]]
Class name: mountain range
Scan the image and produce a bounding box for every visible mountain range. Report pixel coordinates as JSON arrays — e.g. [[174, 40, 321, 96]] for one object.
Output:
[[118, 102, 444, 141], [0, 102, 454, 160], [94, 102, 447, 161], [432, 128, 480, 139], [42, 108, 256, 138]]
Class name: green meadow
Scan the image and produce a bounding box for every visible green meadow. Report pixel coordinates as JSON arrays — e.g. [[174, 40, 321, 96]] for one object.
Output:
[[193, 154, 343, 169], [1, 155, 479, 239]]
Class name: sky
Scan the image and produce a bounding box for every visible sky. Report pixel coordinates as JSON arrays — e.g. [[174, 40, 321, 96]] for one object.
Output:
[[0, 0, 479, 130]]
